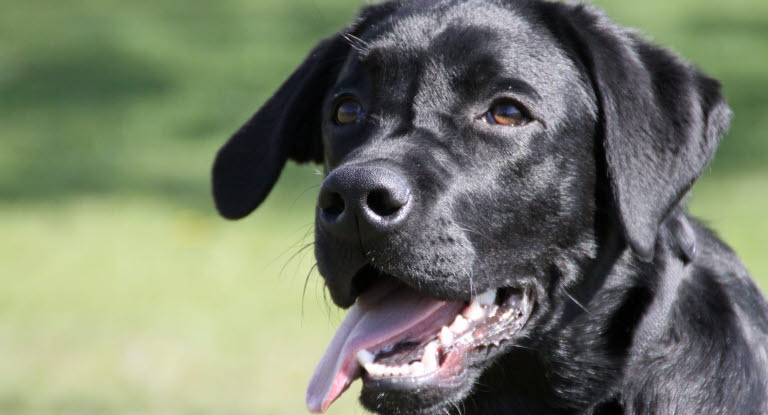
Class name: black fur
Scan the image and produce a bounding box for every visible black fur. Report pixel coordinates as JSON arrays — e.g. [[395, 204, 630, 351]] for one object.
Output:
[[212, 1, 768, 414]]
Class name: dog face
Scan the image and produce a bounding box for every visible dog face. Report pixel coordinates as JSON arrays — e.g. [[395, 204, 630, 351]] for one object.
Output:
[[212, 1, 730, 414], [315, 3, 600, 308]]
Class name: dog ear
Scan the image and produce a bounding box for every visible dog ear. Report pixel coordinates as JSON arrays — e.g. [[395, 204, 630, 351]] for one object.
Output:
[[212, 4, 396, 219], [211, 35, 345, 219], [558, 4, 731, 260]]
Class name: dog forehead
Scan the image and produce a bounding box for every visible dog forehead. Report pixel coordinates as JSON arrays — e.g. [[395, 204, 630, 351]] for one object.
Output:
[[360, 2, 546, 64], [346, 0, 592, 123]]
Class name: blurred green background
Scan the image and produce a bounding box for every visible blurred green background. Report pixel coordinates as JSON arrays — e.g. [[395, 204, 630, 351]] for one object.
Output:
[[0, 0, 766, 414]]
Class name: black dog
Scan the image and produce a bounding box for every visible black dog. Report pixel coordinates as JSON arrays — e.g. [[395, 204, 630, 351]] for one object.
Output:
[[212, 0, 768, 413]]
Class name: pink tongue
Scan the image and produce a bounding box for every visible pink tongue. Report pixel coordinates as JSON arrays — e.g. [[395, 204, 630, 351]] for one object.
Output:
[[306, 281, 463, 413]]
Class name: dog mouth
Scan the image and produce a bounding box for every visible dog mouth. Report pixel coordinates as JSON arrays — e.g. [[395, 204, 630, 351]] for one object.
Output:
[[305, 268, 533, 413]]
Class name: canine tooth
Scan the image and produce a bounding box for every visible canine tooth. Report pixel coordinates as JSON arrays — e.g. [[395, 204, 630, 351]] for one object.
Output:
[[488, 305, 499, 318], [356, 349, 375, 366], [463, 301, 485, 321], [476, 289, 496, 306], [424, 356, 438, 372], [450, 314, 470, 333], [440, 326, 454, 347], [422, 341, 440, 372]]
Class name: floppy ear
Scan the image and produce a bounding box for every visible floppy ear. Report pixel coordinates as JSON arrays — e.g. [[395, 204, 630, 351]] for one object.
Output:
[[211, 35, 347, 219], [560, 4, 731, 260]]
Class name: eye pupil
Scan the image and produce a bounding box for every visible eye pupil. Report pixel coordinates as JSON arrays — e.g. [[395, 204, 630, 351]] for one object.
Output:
[[335, 100, 363, 125], [491, 104, 525, 126]]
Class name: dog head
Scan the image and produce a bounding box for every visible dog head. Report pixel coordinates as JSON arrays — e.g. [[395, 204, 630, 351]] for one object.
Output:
[[212, 1, 730, 413]]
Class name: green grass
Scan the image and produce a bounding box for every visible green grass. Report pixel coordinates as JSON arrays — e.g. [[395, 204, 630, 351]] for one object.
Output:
[[0, 0, 767, 414], [0, 171, 365, 415]]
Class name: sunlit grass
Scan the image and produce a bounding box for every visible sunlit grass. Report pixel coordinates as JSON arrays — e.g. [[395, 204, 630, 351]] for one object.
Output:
[[0, 177, 362, 415]]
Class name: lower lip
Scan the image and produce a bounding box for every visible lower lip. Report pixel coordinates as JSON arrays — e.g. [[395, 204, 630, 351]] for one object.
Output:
[[361, 345, 469, 391]]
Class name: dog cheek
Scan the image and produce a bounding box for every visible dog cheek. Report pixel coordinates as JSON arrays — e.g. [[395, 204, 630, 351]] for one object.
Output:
[[370, 223, 479, 300]]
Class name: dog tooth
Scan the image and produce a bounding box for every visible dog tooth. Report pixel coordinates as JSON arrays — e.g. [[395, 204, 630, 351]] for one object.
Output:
[[462, 301, 485, 321], [410, 361, 425, 375], [450, 314, 470, 333], [440, 326, 454, 347], [423, 356, 438, 372], [422, 341, 440, 372], [476, 289, 496, 306], [488, 305, 499, 318], [356, 349, 375, 366], [375, 363, 388, 376], [365, 363, 382, 376]]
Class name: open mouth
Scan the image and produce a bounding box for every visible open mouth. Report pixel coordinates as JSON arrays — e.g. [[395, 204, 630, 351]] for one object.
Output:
[[306, 269, 533, 413]]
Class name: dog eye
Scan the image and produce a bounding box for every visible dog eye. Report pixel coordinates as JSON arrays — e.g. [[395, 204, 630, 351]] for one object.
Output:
[[333, 98, 365, 125], [484, 101, 530, 126]]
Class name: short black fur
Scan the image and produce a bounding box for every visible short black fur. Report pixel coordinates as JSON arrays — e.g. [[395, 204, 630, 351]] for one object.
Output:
[[212, 1, 768, 413]]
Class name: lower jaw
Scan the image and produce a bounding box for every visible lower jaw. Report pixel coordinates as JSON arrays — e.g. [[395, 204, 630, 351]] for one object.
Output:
[[357, 287, 533, 411], [358, 342, 485, 414], [359, 378, 472, 415]]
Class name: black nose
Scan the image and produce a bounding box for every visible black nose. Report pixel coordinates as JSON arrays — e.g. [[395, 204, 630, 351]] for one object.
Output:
[[318, 166, 411, 238]]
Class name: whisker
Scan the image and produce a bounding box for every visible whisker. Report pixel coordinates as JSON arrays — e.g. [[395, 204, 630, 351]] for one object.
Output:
[[565, 290, 591, 315], [454, 223, 496, 243], [340, 32, 369, 52], [280, 241, 316, 276], [301, 262, 319, 323], [289, 184, 321, 209], [508, 343, 538, 352], [264, 223, 314, 269], [321, 282, 338, 322], [345, 32, 369, 47]]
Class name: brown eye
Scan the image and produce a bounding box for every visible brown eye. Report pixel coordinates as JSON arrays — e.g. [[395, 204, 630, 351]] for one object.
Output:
[[485, 102, 530, 126], [334, 98, 364, 125]]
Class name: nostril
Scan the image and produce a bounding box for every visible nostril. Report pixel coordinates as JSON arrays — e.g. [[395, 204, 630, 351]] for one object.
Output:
[[320, 191, 345, 217], [366, 188, 408, 217], [320, 166, 411, 232]]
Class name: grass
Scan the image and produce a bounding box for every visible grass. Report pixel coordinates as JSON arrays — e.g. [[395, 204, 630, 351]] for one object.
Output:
[[0, 174, 365, 415], [0, 0, 766, 414]]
